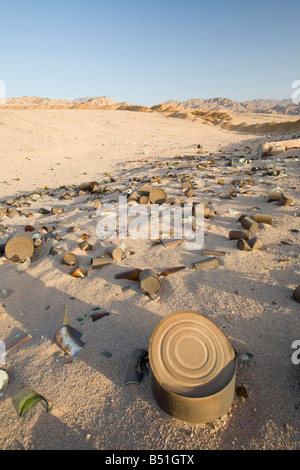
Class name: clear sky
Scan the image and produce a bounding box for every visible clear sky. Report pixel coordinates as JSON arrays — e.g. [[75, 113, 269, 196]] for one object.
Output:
[[0, 0, 299, 106]]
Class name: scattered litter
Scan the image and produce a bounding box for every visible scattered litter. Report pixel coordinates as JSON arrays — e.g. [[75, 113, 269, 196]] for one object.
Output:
[[148, 293, 160, 302], [278, 194, 294, 207], [62, 252, 78, 266], [237, 237, 263, 251], [91, 311, 110, 322], [106, 241, 126, 261], [202, 249, 226, 257], [139, 269, 161, 295], [54, 304, 85, 356], [12, 387, 50, 417], [102, 351, 112, 358], [229, 230, 252, 241], [5, 231, 34, 263], [193, 257, 220, 270], [158, 266, 186, 277], [292, 286, 300, 303], [0, 288, 13, 299], [69, 266, 87, 278], [16, 257, 31, 272], [239, 353, 253, 368], [2, 333, 33, 363], [236, 385, 249, 403], [92, 256, 115, 270], [162, 239, 183, 248], [124, 349, 149, 385], [240, 216, 258, 232], [253, 214, 272, 225]]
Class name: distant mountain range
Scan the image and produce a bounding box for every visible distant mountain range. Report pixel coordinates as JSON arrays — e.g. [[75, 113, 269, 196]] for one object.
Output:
[[2, 95, 300, 115], [163, 97, 300, 115], [2, 95, 119, 108], [1, 95, 300, 118]]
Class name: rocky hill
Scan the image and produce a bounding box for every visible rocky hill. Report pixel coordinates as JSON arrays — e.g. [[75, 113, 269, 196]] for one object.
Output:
[[163, 97, 300, 115]]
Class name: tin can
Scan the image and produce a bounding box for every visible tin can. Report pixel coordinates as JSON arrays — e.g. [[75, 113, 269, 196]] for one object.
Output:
[[139, 269, 161, 295], [5, 231, 34, 263], [202, 249, 226, 256], [237, 237, 263, 251], [268, 191, 283, 202], [149, 188, 167, 205], [229, 229, 252, 240], [277, 195, 294, 207], [193, 257, 220, 270], [139, 195, 149, 205], [149, 311, 236, 423], [92, 256, 115, 270], [69, 266, 87, 278], [253, 214, 272, 225], [127, 191, 140, 203], [105, 246, 124, 261], [240, 216, 258, 231], [62, 252, 78, 266]]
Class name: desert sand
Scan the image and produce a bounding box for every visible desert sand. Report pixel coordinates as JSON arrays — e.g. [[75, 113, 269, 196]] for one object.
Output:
[[0, 106, 299, 450]]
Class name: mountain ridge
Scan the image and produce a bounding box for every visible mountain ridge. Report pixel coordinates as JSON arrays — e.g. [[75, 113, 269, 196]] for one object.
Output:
[[1, 95, 300, 115], [163, 97, 300, 115]]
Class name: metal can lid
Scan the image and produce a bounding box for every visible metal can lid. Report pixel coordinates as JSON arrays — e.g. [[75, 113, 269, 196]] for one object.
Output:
[[62, 252, 78, 266], [140, 275, 161, 295], [5, 231, 34, 262], [149, 311, 236, 398], [111, 247, 123, 261], [149, 188, 167, 205]]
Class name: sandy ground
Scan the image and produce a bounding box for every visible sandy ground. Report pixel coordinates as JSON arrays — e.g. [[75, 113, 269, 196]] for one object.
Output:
[[0, 109, 299, 450]]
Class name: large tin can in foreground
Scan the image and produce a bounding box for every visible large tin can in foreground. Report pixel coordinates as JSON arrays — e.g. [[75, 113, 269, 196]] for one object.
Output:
[[149, 311, 236, 424]]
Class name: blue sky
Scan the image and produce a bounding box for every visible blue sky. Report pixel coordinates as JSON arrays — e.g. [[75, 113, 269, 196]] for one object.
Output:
[[0, 0, 299, 106]]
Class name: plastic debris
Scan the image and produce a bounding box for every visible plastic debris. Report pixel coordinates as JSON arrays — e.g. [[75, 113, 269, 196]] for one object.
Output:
[[16, 257, 31, 273], [239, 353, 253, 368], [1, 334, 33, 364]]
